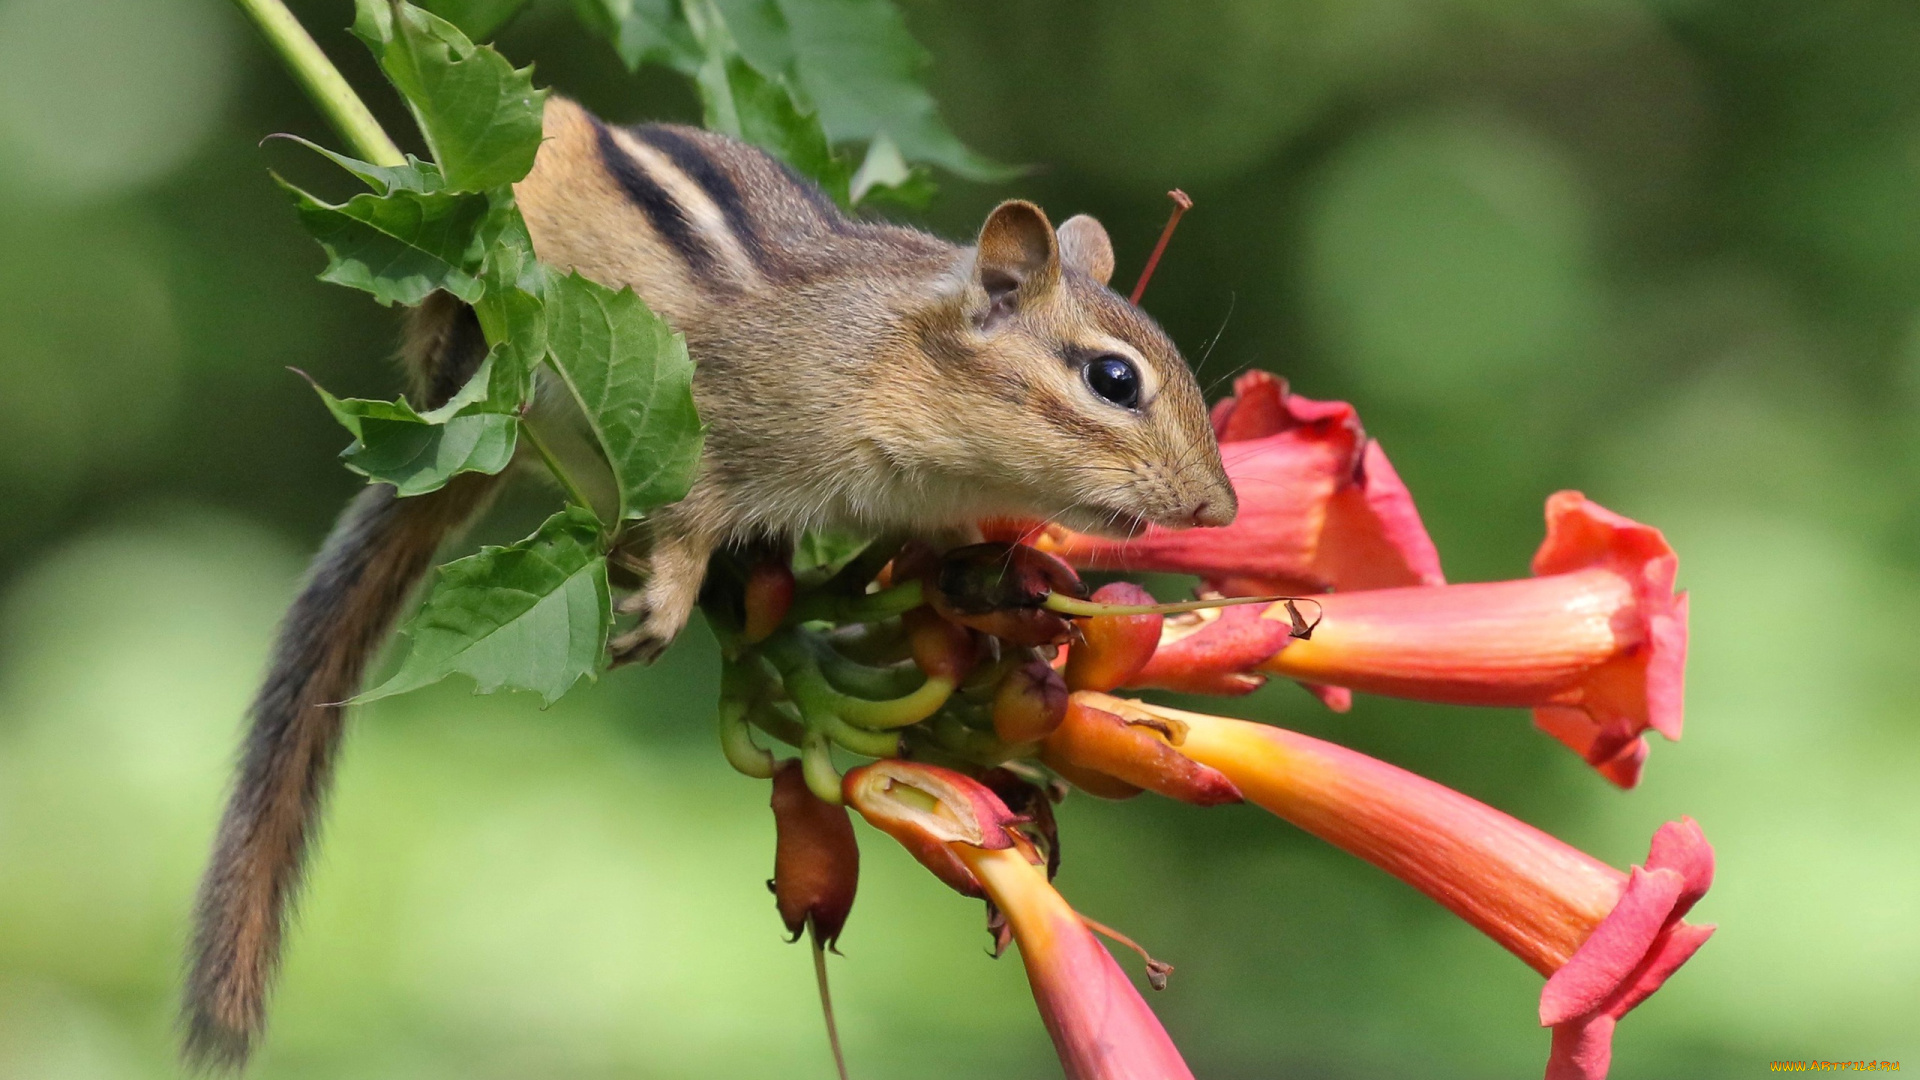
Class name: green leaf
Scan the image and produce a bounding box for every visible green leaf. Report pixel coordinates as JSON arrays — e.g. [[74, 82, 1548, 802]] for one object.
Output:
[[358, 507, 611, 704], [683, 0, 849, 201], [724, 55, 850, 202], [543, 271, 704, 520], [768, 0, 1015, 181], [416, 0, 532, 41], [572, 0, 700, 71], [353, 0, 547, 192], [848, 131, 933, 208], [309, 361, 519, 495], [472, 194, 548, 411], [792, 530, 871, 576], [272, 134, 446, 194], [279, 176, 489, 306]]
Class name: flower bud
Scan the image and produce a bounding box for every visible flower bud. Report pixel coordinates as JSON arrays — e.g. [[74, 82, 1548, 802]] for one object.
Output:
[[842, 760, 1023, 897], [742, 561, 796, 643], [924, 542, 1086, 646], [993, 659, 1069, 744], [770, 759, 859, 947], [904, 607, 978, 682], [1063, 582, 1163, 692]]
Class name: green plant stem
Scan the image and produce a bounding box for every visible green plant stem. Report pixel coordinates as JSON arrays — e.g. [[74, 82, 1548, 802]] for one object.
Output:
[[519, 418, 599, 518], [718, 697, 776, 779], [790, 580, 925, 625], [228, 0, 406, 166], [800, 731, 842, 805]]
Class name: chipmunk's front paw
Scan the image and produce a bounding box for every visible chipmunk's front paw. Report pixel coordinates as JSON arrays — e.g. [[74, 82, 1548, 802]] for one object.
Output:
[[606, 530, 707, 667], [608, 598, 692, 668], [608, 624, 671, 667]]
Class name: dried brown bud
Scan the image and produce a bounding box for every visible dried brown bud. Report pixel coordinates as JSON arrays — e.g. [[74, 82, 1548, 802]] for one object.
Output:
[[770, 759, 860, 947], [924, 542, 1087, 646]]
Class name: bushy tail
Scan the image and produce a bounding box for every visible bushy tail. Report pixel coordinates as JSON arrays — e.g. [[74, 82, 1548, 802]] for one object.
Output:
[[184, 298, 494, 1069]]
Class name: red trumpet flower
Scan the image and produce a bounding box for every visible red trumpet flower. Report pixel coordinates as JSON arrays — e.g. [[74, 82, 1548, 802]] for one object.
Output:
[[1074, 694, 1713, 1080], [1037, 371, 1444, 596], [1247, 492, 1687, 787], [843, 760, 1197, 1080]]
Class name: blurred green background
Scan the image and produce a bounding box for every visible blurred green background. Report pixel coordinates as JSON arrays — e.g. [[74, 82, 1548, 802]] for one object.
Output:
[[3, 0, 1918, 1076]]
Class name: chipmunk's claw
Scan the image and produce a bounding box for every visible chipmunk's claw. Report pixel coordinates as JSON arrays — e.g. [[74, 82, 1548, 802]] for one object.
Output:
[[608, 625, 671, 667]]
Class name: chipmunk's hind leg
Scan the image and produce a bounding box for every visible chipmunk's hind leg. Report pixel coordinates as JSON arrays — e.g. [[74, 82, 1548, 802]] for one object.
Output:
[[610, 520, 720, 665]]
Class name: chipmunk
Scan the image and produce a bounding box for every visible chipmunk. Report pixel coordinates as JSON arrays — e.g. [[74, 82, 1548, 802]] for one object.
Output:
[[184, 95, 1236, 1068]]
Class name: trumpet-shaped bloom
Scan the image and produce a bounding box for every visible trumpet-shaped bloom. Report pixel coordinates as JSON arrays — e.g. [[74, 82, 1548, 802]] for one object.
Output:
[[844, 760, 1196, 1080], [1037, 371, 1444, 595], [1244, 492, 1687, 787], [1074, 693, 1713, 1080], [960, 843, 1197, 1080]]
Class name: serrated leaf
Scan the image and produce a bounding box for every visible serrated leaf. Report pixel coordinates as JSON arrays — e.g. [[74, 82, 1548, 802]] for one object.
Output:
[[768, 0, 1015, 181], [472, 195, 547, 411], [543, 271, 703, 520], [416, 0, 532, 41], [354, 0, 547, 192], [358, 507, 610, 704], [273, 134, 446, 194], [310, 361, 519, 495], [572, 0, 701, 71], [280, 176, 489, 306]]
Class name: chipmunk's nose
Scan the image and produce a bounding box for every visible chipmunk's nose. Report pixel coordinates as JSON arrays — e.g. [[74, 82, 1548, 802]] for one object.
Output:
[[1189, 498, 1236, 528]]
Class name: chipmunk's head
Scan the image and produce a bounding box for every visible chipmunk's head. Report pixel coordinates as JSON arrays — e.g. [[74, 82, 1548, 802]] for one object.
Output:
[[901, 200, 1235, 538]]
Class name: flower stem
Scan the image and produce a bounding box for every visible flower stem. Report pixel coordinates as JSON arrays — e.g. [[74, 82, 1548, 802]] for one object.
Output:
[[790, 579, 925, 625], [519, 417, 601, 519], [810, 920, 851, 1080], [718, 696, 776, 778], [800, 731, 843, 804], [830, 675, 956, 730], [1044, 592, 1310, 618], [227, 0, 405, 167], [1129, 189, 1194, 305]]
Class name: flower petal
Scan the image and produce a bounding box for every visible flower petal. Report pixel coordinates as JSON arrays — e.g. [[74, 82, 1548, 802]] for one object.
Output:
[[1127, 603, 1293, 696], [1538, 866, 1684, 1026], [843, 760, 1021, 897], [1045, 375, 1443, 594]]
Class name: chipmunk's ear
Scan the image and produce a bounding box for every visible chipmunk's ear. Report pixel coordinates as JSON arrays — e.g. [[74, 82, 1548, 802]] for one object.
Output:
[[1056, 214, 1114, 286], [975, 200, 1059, 327]]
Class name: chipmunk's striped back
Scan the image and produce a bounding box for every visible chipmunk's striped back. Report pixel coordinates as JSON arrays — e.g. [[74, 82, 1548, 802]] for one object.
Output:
[[517, 98, 950, 331]]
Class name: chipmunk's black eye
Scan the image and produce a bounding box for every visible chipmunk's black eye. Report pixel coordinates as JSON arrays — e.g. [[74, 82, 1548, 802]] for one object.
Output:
[[1084, 355, 1141, 410]]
